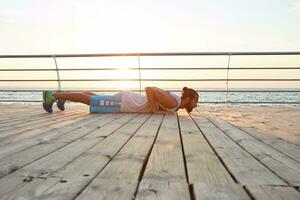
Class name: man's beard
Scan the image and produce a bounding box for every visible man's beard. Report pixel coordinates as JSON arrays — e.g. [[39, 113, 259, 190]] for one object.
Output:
[[186, 105, 193, 113]]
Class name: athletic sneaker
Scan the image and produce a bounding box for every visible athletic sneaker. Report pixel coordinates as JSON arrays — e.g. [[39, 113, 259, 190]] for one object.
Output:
[[57, 99, 66, 111], [42, 91, 57, 113]]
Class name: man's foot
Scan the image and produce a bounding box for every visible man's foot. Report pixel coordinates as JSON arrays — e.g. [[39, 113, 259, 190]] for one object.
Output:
[[57, 100, 66, 111], [42, 91, 56, 113]]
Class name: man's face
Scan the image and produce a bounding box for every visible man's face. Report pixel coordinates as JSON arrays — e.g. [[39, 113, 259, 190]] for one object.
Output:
[[186, 97, 198, 113]]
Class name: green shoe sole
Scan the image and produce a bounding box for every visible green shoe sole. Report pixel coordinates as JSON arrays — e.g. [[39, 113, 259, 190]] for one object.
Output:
[[43, 91, 57, 104]]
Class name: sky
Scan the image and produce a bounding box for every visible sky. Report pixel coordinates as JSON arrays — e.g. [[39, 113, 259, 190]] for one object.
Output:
[[0, 0, 300, 89], [1, 0, 300, 53]]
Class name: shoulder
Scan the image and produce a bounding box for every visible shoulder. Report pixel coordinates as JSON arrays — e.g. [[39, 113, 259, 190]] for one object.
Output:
[[148, 88, 178, 107], [145, 87, 169, 94], [145, 87, 163, 95], [145, 87, 160, 92]]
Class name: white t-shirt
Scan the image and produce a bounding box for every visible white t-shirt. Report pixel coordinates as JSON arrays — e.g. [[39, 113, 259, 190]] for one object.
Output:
[[120, 91, 181, 113]]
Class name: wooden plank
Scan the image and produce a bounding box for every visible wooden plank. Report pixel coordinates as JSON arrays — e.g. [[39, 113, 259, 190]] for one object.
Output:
[[0, 112, 89, 146], [242, 127, 300, 163], [246, 185, 300, 200], [0, 110, 84, 134], [202, 106, 300, 145], [136, 179, 190, 200], [0, 113, 122, 178], [177, 111, 234, 184], [0, 114, 136, 197], [228, 108, 300, 142], [133, 114, 191, 200], [0, 104, 87, 124], [84, 114, 163, 181], [0, 114, 149, 200], [142, 114, 186, 181], [0, 176, 61, 200], [190, 111, 286, 186], [0, 113, 114, 159], [232, 107, 299, 143], [70, 179, 138, 200], [202, 113, 300, 186], [0, 104, 60, 123], [40, 114, 151, 200], [202, 108, 300, 163], [0, 110, 43, 123], [232, 107, 300, 132], [74, 114, 163, 200], [13, 114, 136, 177], [0, 103, 40, 113], [0, 107, 83, 128], [193, 183, 250, 200], [77, 179, 137, 200], [0, 110, 83, 135]]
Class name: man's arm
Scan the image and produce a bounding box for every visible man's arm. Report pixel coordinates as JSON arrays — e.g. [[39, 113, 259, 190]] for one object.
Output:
[[145, 87, 159, 113], [145, 87, 177, 114]]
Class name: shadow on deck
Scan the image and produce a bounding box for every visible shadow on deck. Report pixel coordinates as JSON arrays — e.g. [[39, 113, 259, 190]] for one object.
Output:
[[0, 103, 300, 200]]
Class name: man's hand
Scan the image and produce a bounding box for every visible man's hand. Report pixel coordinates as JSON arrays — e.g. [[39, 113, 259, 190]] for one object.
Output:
[[152, 110, 175, 115]]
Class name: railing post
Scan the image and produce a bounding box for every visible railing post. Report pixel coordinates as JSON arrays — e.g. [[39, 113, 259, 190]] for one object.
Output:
[[53, 55, 61, 91], [138, 55, 142, 95], [225, 54, 231, 106]]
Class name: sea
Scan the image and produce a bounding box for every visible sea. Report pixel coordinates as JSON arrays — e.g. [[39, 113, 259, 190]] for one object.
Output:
[[1, 89, 300, 106]]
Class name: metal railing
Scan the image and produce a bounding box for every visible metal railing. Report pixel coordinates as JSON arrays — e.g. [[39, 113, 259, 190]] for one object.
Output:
[[0, 51, 300, 104]]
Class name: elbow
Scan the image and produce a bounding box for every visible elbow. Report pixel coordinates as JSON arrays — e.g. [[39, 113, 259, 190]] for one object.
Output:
[[145, 87, 155, 102], [145, 87, 151, 92], [145, 87, 152, 95]]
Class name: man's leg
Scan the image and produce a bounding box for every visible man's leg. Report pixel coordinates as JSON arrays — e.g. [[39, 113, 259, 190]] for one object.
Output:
[[53, 92, 93, 105], [82, 92, 97, 96]]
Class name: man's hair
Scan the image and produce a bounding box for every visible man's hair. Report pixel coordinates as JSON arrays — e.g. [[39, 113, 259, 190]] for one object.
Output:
[[181, 87, 199, 113], [181, 87, 199, 100]]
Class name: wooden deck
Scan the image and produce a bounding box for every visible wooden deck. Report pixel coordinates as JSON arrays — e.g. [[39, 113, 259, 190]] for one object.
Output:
[[0, 103, 300, 200]]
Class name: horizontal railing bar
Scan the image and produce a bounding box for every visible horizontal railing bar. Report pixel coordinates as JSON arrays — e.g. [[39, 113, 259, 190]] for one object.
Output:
[[1, 51, 300, 58], [0, 99, 299, 104], [1, 79, 300, 82], [0, 100, 43, 102], [1, 89, 300, 92], [227, 102, 300, 104], [1, 52, 299, 105], [1, 67, 300, 71], [199, 102, 300, 104]]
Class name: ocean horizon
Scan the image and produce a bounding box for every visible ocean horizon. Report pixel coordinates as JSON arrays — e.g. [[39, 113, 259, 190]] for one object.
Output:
[[1, 88, 299, 105]]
